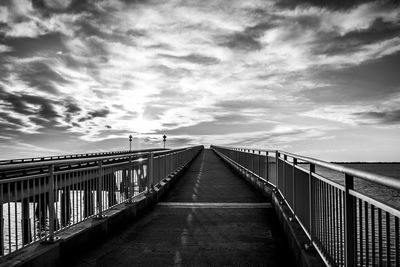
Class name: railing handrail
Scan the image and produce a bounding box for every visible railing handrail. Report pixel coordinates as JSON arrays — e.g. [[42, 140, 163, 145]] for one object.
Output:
[[215, 145, 276, 153], [212, 145, 400, 191], [279, 150, 400, 191], [0, 146, 200, 172], [0, 148, 168, 165]]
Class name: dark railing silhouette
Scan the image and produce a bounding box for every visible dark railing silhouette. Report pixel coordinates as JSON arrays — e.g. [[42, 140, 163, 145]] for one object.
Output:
[[0, 146, 203, 256], [212, 145, 400, 267]]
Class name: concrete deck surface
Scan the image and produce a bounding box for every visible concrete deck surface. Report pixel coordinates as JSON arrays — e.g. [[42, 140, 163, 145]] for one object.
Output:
[[68, 149, 294, 266]]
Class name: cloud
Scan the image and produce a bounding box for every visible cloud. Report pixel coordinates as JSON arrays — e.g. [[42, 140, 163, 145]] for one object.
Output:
[[159, 53, 220, 65], [149, 64, 191, 78], [5, 20, 43, 38], [88, 108, 110, 118], [274, 0, 388, 11], [43, 0, 73, 10], [65, 100, 81, 123], [0, 87, 57, 118], [16, 61, 70, 94], [217, 32, 262, 51], [301, 52, 400, 103], [215, 99, 272, 110], [354, 109, 400, 124], [313, 18, 400, 56], [0, 86, 63, 135], [0, 44, 12, 53], [78, 108, 110, 122], [2, 32, 67, 57], [0, 111, 26, 127]]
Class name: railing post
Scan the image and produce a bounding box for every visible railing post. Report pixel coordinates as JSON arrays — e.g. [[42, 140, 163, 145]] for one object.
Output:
[[293, 158, 297, 214], [283, 154, 287, 196], [97, 161, 104, 218], [345, 174, 356, 267], [48, 165, 55, 242], [258, 150, 261, 177], [275, 151, 279, 189], [309, 163, 315, 240], [147, 152, 154, 191], [265, 152, 269, 181], [22, 198, 32, 245], [128, 156, 133, 202], [252, 150, 255, 173]]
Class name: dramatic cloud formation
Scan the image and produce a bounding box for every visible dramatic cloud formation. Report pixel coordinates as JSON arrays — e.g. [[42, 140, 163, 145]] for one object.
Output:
[[0, 0, 399, 161]]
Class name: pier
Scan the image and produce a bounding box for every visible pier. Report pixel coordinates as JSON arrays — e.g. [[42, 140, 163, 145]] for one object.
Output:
[[0, 146, 399, 266]]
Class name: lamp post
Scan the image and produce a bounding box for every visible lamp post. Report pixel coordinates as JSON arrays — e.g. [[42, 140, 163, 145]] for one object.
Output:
[[163, 135, 167, 149], [129, 135, 132, 151]]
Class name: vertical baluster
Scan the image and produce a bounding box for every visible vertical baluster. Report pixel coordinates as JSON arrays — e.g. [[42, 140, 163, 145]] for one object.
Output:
[[275, 151, 279, 191], [359, 199, 363, 267], [344, 174, 356, 267], [378, 209, 382, 266], [147, 152, 154, 191], [328, 184, 332, 262], [340, 190, 344, 266], [15, 181, 19, 249], [79, 173, 83, 221], [309, 163, 315, 241], [365, 202, 369, 267], [129, 157, 133, 202], [331, 186, 338, 264], [71, 173, 75, 225], [265, 152, 269, 182], [283, 155, 287, 198], [48, 165, 55, 242], [336, 187, 341, 265], [395, 217, 399, 267], [327, 183, 331, 255], [97, 161, 104, 218], [323, 182, 327, 251], [8, 183, 11, 252], [385, 212, 390, 267], [371, 205, 376, 266], [32, 179, 37, 242], [316, 179, 320, 246], [320, 180, 324, 249], [292, 158, 297, 215], [55, 174, 59, 231], [22, 179, 32, 245], [258, 151, 261, 177]]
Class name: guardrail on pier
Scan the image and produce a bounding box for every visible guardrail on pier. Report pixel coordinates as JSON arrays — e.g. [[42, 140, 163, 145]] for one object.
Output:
[[212, 145, 400, 267], [0, 148, 167, 166], [0, 146, 203, 256]]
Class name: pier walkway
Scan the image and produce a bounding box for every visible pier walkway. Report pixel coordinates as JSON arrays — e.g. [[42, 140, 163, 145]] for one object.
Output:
[[3, 145, 398, 266], [69, 149, 294, 266]]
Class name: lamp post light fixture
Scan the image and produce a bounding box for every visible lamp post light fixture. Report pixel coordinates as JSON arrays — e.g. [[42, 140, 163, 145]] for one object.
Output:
[[129, 135, 133, 151], [163, 135, 167, 149]]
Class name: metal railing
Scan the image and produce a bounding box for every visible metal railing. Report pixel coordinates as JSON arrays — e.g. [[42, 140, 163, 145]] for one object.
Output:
[[0, 148, 168, 166], [211, 145, 400, 267], [0, 146, 203, 256]]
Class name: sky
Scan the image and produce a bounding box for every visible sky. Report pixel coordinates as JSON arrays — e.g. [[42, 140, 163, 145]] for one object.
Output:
[[0, 0, 400, 161]]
